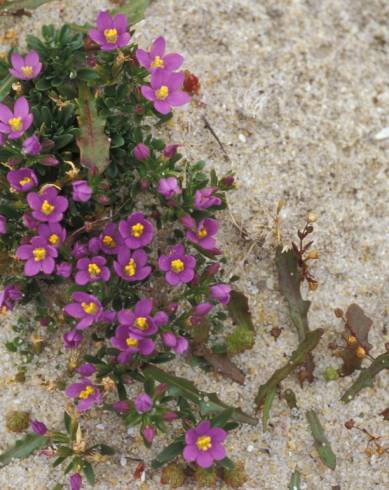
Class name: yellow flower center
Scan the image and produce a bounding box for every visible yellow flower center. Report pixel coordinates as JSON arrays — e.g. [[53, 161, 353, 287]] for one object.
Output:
[[88, 263, 101, 276], [151, 55, 164, 69], [126, 336, 139, 347], [21, 66, 33, 77], [8, 117, 22, 132], [171, 259, 184, 273], [79, 385, 95, 399], [41, 200, 55, 215], [134, 316, 148, 330], [124, 258, 136, 276], [196, 435, 212, 451], [33, 247, 46, 262], [19, 177, 31, 187], [102, 235, 116, 248], [49, 234, 59, 245], [104, 28, 118, 43], [198, 226, 207, 238], [155, 85, 169, 100], [131, 223, 144, 238], [1, 306, 8, 315], [81, 302, 97, 315]]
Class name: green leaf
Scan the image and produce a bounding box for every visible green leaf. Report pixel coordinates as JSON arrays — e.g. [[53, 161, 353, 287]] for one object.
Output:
[[64, 412, 71, 435], [53, 134, 74, 150], [262, 386, 276, 431], [0, 0, 55, 12], [34, 78, 51, 91], [111, 0, 150, 25], [0, 433, 46, 468], [76, 83, 110, 175], [97, 444, 115, 455], [227, 290, 255, 332], [77, 69, 100, 82], [306, 410, 336, 470], [83, 461, 95, 486], [210, 408, 233, 429], [217, 457, 234, 470], [288, 468, 301, 490], [151, 439, 185, 469], [0, 75, 13, 102]]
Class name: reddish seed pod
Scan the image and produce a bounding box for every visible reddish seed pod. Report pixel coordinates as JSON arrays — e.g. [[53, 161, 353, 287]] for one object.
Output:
[[345, 419, 355, 429], [183, 70, 200, 95]]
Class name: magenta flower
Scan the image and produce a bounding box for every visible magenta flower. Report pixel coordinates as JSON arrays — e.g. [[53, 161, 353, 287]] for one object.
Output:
[[143, 425, 155, 445], [9, 51, 42, 80], [63, 330, 83, 348], [0, 215, 7, 234], [31, 420, 47, 436], [111, 325, 154, 363], [158, 244, 196, 286], [88, 237, 100, 255], [162, 332, 188, 354], [118, 299, 158, 337], [183, 421, 227, 468], [7, 168, 38, 192], [70, 474, 82, 490], [63, 292, 103, 330], [157, 177, 181, 199], [65, 378, 102, 412], [89, 11, 130, 51], [27, 187, 68, 223], [119, 212, 154, 249], [75, 256, 111, 285], [133, 143, 150, 161], [38, 222, 66, 248], [56, 262, 72, 278], [23, 135, 41, 156], [16, 236, 58, 276], [134, 393, 153, 413], [163, 144, 179, 159], [76, 363, 96, 377], [210, 284, 231, 305], [40, 155, 59, 166], [0, 284, 22, 312], [99, 223, 123, 255], [136, 36, 183, 73], [0, 97, 33, 139], [194, 187, 222, 210], [112, 400, 130, 413], [186, 218, 218, 250], [73, 241, 88, 259], [141, 70, 191, 115], [113, 248, 151, 282], [72, 180, 92, 203]]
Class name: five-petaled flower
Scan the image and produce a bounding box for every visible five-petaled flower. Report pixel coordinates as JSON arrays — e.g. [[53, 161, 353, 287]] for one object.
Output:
[[99, 223, 123, 255], [27, 186, 68, 223], [65, 379, 102, 412], [185, 216, 218, 251], [119, 212, 154, 249], [118, 299, 158, 337], [158, 243, 196, 286], [16, 236, 58, 276], [111, 325, 154, 363], [64, 292, 103, 330], [113, 248, 151, 282], [183, 420, 227, 468], [75, 255, 111, 285], [9, 51, 42, 80], [0, 284, 22, 313], [7, 168, 38, 192], [38, 222, 66, 248], [89, 11, 130, 51], [0, 96, 33, 139], [157, 177, 181, 199], [136, 36, 184, 73]]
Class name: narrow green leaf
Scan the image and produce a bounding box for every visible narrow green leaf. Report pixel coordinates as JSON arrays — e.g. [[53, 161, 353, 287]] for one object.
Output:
[[262, 387, 276, 431], [217, 457, 234, 470], [210, 408, 233, 429], [0, 0, 55, 12], [64, 412, 71, 435], [227, 290, 255, 332], [306, 410, 336, 470], [83, 461, 95, 486], [288, 468, 301, 490], [111, 0, 150, 25], [151, 439, 185, 469], [77, 69, 100, 82], [0, 75, 13, 102], [0, 433, 47, 468]]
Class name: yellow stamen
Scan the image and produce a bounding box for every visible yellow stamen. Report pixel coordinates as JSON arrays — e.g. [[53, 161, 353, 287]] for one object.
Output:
[[102, 235, 116, 248], [21, 66, 33, 77], [198, 226, 207, 238], [131, 223, 144, 238], [79, 385, 95, 399], [124, 258, 136, 276], [134, 317, 148, 330], [19, 177, 31, 187], [49, 234, 59, 245], [155, 85, 169, 100], [81, 302, 97, 315], [126, 336, 139, 347], [33, 247, 46, 262], [88, 263, 101, 276], [41, 200, 55, 215], [8, 117, 22, 132], [151, 55, 164, 69], [196, 435, 212, 451], [104, 28, 118, 44], [171, 259, 184, 273]]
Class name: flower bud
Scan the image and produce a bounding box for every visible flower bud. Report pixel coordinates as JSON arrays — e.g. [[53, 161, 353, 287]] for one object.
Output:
[[31, 419, 48, 436], [142, 425, 155, 445], [307, 212, 317, 223], [355, 346, 366, 359], [133, 143, 150, 161]]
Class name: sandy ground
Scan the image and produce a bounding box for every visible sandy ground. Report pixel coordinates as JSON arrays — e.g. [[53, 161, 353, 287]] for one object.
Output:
[[0, 0, 389, 488]]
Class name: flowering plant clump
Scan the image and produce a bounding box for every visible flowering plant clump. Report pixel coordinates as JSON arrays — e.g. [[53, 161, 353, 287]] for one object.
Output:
[[0, 6, 254, 488]]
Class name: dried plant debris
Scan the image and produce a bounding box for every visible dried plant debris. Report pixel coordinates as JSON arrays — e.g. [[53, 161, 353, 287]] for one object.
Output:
[[306, 410, 336, 470], [344, 419, 389, 457], [288, 468, 301, 490], [226, 290, 256, 355], [379, 408, 389, 421]]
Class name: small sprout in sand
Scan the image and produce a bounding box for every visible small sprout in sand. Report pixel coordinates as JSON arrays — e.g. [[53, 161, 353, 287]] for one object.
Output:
[[193, 466, 218, 488], [160, 463, 186, 488], [6, 410, 30, 433], [221, 460, 248, 488], [323, 367, 339, 382]]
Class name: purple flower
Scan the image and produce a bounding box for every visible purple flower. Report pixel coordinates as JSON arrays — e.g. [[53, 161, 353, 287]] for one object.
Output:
[[194, 187, 222, 210], [30, 420, 47, 436], [157, 177, 181, 199], [113, 248, 151, 282], [72, 180, 92, 203], [63, 292, 103, 330], [134, 393, 153, 413], [143, 425, 155, 445], [119, 212, 154, 249], [56, 262, 72, 278], [163, 411, 177, 422], [0, 97, 33, 139], [76, 363, 96, 377], [186, 218, 218, 250], [22, 212, 38, 230], [111, 326, 154, 363], [118, 298, 158, 337], [162, 332, 188, 354], [183, 420, 227, 468], [40, 155, 59, 166], [23, 135, 42, 156], [70, 474, 82, 490], [88, 237, 100, 255], [136, 36, 183, 73], [141, 70, 191, 115], [73, 241, 88, 259], [89, 11, 130, 51], [158, 244, 196, 286], [7, 168, 38, 192], [190, 302, 213, 326], [163, 144, 179, 159], [16, 236, 58, 276], [0, 284, 22, 312], [38, 222, 66, 248], [27, 187, 68, 223], [133, 143, 150, 161], [9, 51, 42, 80], [66, 379, 102, 412], [210, 284, 231, 305], [63, 330, 83, 348], [0, 215, 6, 234], [75, 256, 111, 285], [99, 223, 122, 255], [112, 400, 129, 412]]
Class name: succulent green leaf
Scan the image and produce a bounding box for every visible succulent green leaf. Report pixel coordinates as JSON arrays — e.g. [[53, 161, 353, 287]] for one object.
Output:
[[0, 75, 13, 102], [0, 433, 47, 468], [288, 468, 301, 490], [306, 410, 336, 470], [262, 386, 277, 431], [151, 439, 185, 469], [0, 0, 54, 12]]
